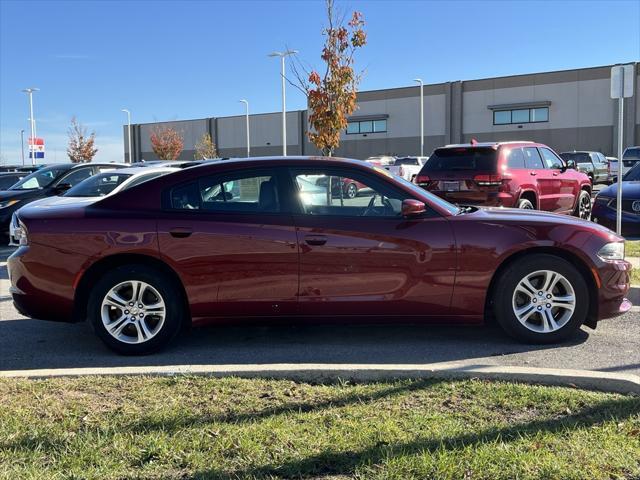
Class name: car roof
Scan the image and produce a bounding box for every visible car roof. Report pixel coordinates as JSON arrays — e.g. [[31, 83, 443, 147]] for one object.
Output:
[[118, 166, 180, 175], [441, 141, 537, 149]]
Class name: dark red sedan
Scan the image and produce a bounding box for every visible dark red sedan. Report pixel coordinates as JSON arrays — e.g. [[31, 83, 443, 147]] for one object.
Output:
[[8, 157, 633, 354]]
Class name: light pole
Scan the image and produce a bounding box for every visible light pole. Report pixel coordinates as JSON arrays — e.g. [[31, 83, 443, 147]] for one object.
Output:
[[20, 130, 25, 165], [239, 99, 250, 157], [268, 49, 297, 156], [121, 109, 133, 163], [413, 78, 424, 157], [21, 87, 39, 165]]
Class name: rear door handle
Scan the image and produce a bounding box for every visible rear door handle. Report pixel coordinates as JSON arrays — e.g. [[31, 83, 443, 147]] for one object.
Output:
[[552, 172, 559, 176], [530, 171, 537, 176], [304, 235, 327, 246], [169, 227, 193, 238]]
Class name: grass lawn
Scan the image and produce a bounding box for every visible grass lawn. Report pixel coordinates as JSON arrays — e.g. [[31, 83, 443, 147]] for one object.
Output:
[[627, 240, 640, 258], [0, 377, 638, 479]]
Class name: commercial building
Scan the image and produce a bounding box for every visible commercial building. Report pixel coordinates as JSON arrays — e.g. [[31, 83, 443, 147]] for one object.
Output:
[[123, 62, 639, 162]]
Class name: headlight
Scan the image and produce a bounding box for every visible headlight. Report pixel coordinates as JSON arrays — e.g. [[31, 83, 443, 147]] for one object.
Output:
[[597, 242, 625, 261], [0, 199, 19, 209]]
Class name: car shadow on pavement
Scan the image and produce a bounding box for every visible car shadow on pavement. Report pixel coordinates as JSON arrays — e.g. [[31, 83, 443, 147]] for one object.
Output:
[[0, 316, 589, 371]]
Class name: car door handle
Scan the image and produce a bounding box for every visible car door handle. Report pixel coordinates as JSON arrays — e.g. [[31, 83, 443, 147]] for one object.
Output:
[[552, 172, 559, 176], [304, 235, 327, 246], [169, 228, 193, 238], [529, 171, 537, 176]]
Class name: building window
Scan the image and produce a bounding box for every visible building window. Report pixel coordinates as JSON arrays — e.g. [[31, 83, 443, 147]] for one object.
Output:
[[493, 107, 549, 125], [346, 119, 387, 134]]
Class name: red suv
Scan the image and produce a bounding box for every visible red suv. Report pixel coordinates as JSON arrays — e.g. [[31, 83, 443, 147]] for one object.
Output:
[[415, 141, 592, 219]]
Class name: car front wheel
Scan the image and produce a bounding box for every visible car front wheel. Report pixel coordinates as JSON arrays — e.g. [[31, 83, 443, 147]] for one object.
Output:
[[493, 254, 588, 344], [88, 265, 184, 355], [516, 198, 534, 210]]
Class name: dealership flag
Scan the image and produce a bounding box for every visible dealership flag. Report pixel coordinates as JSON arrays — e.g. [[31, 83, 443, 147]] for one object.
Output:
[[28, 137, 45, 159]]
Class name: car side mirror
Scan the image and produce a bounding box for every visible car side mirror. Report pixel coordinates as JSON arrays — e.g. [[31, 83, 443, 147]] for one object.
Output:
[[54, 183, 72, 195], [566, 159, 576, 169], [402, 199, 426, 217]]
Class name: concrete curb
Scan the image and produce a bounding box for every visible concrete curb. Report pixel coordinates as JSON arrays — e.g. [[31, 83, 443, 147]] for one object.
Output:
[[1, 362, 639, 395]]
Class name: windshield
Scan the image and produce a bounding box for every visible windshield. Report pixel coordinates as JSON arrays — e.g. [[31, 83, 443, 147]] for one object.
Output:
[[623, 147, 640, 161], [560, 152, 590, 163], [623, 162, 640, 181], [64, 172, 132, 197], [420, 147, 497, 172], [10, 166, 69, 190]]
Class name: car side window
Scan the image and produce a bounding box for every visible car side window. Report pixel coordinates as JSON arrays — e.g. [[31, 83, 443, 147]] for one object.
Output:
[[539, 148, 563, 170], [170, 170, 280, 213], [291, 169, 405, 217], [506, 148, 526, 168], [523, 147, 545, 169], [59, 168, 93, 187]]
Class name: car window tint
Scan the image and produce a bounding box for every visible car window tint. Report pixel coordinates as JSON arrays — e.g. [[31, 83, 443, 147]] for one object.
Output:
[[171, 182, 201, 210], [292, 170, 405, 217], [200, 173, 279, 213], [539, 148, 563, 170], [0, 175, 21, 190], [506, 148, 525, 168], [523, 147, 545, 169], [60, 168, 93, 187]]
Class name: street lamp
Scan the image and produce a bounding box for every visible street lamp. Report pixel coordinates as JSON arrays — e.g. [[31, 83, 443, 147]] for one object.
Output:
[[21, 87, 39, 165], [239, 99, 250, 157], [268, 49, 297, 156], [413, 79, 424, 157], [20, 130, 25, 166], [121, 109, 133, 163]]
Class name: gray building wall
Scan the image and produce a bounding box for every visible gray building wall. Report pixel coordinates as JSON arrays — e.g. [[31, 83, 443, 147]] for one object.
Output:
[[124, 62, 639, 162]]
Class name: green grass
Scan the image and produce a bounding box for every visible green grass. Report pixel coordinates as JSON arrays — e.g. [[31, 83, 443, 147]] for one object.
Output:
[[627, 240, 640, 259], [0, 377, 638, 479]]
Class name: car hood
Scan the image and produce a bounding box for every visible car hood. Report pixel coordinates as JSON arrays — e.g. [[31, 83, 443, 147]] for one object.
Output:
[[467, 206, 618, 237], [0, 188, 47, 202], [597, 181, 640, 199]]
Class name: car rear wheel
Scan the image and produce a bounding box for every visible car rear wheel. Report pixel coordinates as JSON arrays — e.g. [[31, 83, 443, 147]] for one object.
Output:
[[345, 182, 358, 199], [516, 198, 534, 210], [493, 254, 588, 344], [573, 190, 592, 220], [88, 265, 184, 355]]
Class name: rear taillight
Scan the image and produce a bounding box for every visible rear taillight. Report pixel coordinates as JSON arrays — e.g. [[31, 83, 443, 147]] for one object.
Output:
[[415, 174, 431, 186], [474, 174, 503, 186]]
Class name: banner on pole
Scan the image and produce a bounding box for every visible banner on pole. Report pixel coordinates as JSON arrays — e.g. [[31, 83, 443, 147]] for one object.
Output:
[[28, 137, 45, 159]]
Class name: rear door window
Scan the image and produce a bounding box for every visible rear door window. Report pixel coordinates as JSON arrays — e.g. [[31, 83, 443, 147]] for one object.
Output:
[[420, 147, 497, 173], [523, 147, 545, 169], [506, 148, 526, 168]]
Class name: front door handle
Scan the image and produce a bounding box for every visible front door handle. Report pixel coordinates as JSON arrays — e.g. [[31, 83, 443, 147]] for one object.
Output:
[[530, 171, 537, 176], [552, 172, 559, 176], [305, 235, 327, 246], [170, 227, 193, 238]]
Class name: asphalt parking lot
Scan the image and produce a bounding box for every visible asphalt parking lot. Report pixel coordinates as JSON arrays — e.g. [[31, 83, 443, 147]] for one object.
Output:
[[1, 246, 638, 376]]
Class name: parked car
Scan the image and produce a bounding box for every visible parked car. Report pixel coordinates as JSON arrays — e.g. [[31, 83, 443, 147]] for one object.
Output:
[[414, 141, 592, 219], [0, 162, 127, 236], [385, 156, 429, 181], [559, 151, 609, 184], [0, 172, 27, 190], [8, 167, 179, 245], [592, 162, 640, 237], [364, 155, 396, 166], [9, 156, 631, 354], [606, 156, 618, 183]]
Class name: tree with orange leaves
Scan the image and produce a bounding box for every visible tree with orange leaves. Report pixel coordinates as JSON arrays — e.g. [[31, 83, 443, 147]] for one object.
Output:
[[293, 0, 366, 156], [150, 126, 184, 160], [67, 117, 98, 163]]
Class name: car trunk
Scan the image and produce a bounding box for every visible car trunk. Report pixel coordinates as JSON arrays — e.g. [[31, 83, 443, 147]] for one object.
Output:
[[415, 147, 501, 205]]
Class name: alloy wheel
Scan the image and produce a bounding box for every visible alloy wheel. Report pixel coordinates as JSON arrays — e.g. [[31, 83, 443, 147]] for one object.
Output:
[[101, 280, 166, 344], [511, 270, 576, 333], [579, 193, 592, 220], [346, 183, 357, 199]]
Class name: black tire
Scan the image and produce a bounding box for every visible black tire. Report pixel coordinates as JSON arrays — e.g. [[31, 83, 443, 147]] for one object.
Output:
[[88, 264, 184, 355], [573, 190, 592, 220], [492, 254, 589, 344], [345, 182, 358, 199], [516, 198, 535, 210]]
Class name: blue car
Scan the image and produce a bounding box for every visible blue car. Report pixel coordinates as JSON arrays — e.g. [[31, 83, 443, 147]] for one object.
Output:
[[593, 162, 640, 238]]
